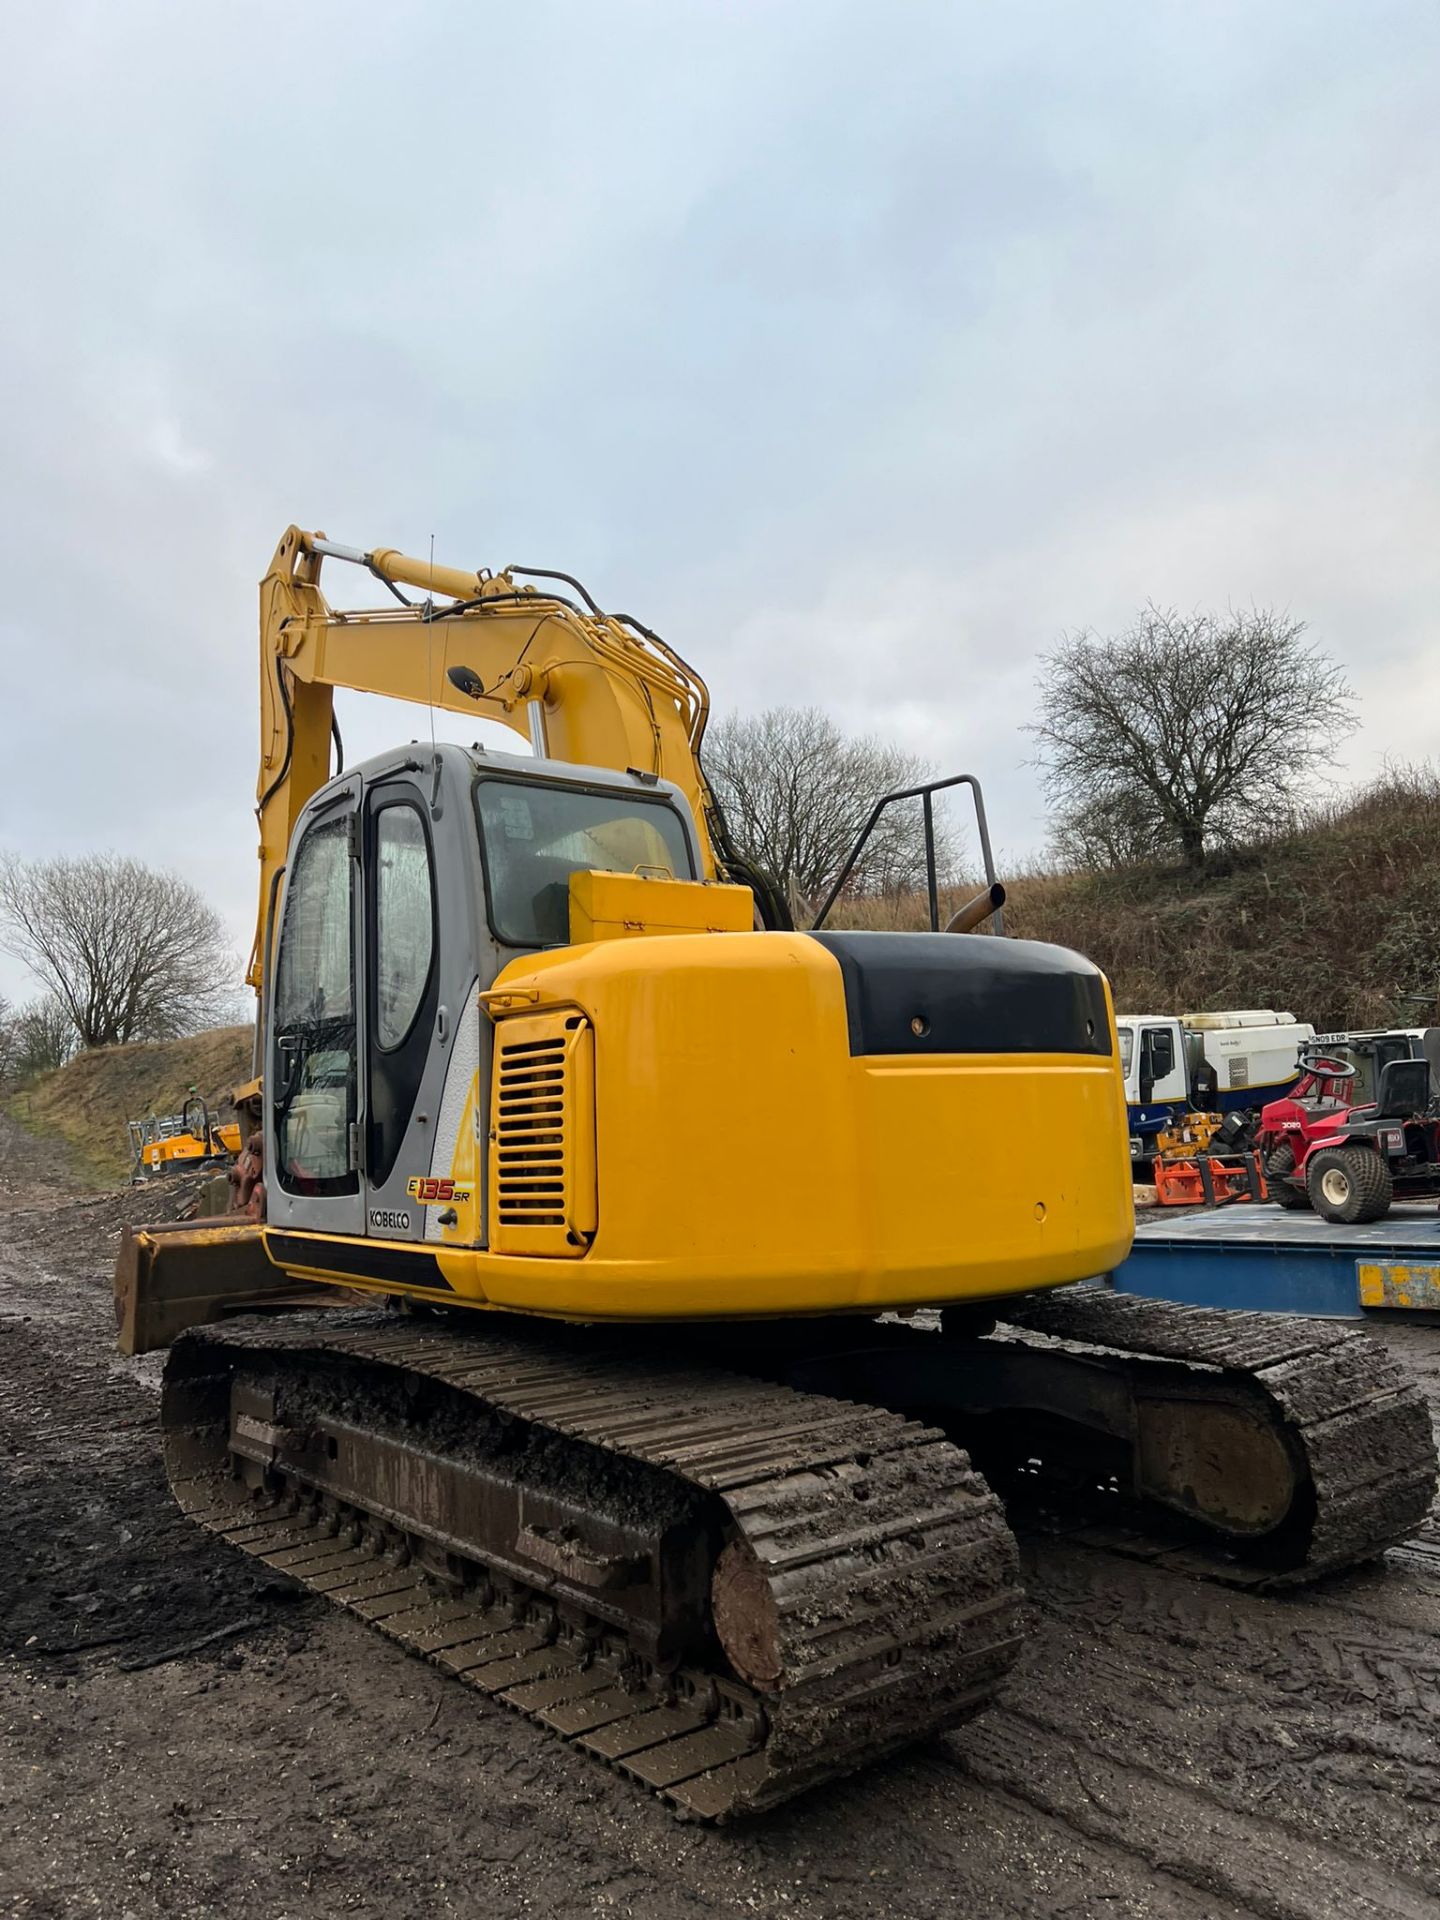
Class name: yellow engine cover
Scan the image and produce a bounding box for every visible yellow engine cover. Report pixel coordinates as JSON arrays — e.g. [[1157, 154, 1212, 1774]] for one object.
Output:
[[265, 932, 1133, 1322], [424, 933, 1131, 1318]]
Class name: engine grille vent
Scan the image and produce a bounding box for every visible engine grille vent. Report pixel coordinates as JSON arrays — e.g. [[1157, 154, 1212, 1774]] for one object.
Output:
[[496, 1035, 567, 1227], [489, 1012, 596, 1258]]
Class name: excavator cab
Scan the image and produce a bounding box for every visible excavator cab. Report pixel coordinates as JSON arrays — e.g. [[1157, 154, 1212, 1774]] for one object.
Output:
[[265, 745, 715, 1251]]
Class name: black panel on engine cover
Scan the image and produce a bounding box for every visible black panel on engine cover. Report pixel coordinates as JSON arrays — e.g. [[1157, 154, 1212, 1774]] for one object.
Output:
[[809, 931, 1112, 1058]]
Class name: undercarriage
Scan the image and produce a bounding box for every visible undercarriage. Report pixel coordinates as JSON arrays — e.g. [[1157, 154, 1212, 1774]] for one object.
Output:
[[159, 1286, 1437, 1819]]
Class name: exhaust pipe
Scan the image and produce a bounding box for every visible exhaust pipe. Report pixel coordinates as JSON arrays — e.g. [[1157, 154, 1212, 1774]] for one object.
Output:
[[945, 882, 1007, 934]]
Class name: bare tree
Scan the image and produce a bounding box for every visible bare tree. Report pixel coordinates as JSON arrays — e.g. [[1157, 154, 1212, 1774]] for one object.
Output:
[[1048, 790, 1170, 873], [703, 706, 959, 913], [0, 853, 234, 1049], [1, 995, 79, 1084], [1029, 607, 1357, 871]]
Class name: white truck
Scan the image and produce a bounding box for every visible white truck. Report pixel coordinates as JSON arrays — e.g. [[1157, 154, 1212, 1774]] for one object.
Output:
[[1115, 1009, 1315, 1165]]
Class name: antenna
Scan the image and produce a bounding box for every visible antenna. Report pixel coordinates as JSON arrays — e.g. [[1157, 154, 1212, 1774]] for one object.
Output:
[[426, 532, 438, 759]]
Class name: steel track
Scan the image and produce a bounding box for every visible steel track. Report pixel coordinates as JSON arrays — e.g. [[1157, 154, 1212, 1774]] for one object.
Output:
[[999, 1290, 1438, 1583], [163, 1315, 1024, 1819]]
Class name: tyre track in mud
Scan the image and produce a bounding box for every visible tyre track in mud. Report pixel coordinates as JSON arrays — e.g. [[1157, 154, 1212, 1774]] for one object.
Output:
[[2, 1131, 1439, 1919], [978, 1552, 1440, 1900]]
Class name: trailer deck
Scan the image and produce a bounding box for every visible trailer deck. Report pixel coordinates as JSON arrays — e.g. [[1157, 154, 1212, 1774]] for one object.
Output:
[[1115, 1200, 1440, 1316]]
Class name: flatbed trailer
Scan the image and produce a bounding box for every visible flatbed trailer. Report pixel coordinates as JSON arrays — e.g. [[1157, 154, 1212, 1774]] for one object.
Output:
[[1115, 1201, 1440, 1318]]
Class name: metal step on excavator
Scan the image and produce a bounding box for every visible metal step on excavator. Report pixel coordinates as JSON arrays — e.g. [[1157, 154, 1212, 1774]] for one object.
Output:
[[116, 528, 1437, 1819]]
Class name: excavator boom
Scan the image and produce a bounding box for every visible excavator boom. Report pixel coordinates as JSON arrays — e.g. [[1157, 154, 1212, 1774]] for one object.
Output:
[[252, 527, 730, 990]]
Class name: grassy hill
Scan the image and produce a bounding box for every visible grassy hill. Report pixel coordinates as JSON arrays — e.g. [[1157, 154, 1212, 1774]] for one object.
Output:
[[832, 768, 1440, 1031], [7, 1025, 255, 1188]]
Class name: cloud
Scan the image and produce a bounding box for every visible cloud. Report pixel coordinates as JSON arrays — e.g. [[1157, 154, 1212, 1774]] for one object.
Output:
[[1, 0, 1438, 1004]]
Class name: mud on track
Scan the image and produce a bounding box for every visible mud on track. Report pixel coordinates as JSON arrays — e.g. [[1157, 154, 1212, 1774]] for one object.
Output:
[[3, 1117, 1439, 1920]]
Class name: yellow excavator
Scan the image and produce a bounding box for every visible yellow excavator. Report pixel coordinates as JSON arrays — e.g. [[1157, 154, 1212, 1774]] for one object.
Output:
[[116, 528, 1436, 1819]]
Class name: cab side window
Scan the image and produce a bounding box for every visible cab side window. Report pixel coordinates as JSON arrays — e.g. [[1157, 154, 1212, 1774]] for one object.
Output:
[[1144, 1026, 1175, 1079], [367, 795, 439, 1188], [374, 805, 434, 1049], [272, 812, 357, 1193]]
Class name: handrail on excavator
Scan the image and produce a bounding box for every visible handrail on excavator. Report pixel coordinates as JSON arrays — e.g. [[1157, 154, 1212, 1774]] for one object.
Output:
[[810, 772, 1006, 935]]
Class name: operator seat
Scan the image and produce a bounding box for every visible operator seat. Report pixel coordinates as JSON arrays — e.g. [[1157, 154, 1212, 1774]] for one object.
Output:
[[1352, 1058, 1431, 1123]]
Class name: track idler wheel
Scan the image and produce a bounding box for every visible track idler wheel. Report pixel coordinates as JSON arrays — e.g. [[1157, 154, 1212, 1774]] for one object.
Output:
[[1134, 1393, 1300, 1535], [710, 1540, 783, 1690]]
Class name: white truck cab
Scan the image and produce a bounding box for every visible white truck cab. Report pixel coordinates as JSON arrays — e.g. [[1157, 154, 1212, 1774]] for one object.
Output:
[[1115, 1009, 1314, 1163]]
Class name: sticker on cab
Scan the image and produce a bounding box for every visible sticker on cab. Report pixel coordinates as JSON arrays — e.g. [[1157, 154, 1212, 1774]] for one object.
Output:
[[406, 1176, 473, 1206]]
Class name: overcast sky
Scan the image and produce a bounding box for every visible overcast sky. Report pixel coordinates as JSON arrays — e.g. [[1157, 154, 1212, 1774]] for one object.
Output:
[[2, 1, 1437, 1006]]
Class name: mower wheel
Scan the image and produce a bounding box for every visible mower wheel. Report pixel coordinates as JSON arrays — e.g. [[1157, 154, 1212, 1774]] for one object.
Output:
[[1265, 1142, 1309, 1209], [1306, 1146, 1394, 1225]]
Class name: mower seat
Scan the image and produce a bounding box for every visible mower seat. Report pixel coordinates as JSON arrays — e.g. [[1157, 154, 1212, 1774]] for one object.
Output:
[[1373, 1058, 1430, 1119]]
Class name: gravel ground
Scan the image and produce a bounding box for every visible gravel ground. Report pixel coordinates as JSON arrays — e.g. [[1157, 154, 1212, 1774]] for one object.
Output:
[[3, 1111, 1439, 1920]]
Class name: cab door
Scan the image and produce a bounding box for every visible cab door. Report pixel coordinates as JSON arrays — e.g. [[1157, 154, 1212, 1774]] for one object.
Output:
[[266, 784, 366, 1237], [360, 780, 442, 1238], [360, 772, 490, 1244]]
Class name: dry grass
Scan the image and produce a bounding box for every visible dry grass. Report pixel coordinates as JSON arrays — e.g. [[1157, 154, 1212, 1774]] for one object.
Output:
[[7, 1025, 255, 1188], [821, 884, 998, 933], [826, 768, 1440, 1030]]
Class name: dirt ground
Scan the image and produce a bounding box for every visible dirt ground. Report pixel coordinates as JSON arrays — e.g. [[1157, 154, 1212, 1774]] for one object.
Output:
[[3, 1114, 1439, 1920]]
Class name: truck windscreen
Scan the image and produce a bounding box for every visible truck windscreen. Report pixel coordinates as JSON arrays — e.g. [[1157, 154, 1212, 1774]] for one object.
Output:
[[475, 778, 695, 946]]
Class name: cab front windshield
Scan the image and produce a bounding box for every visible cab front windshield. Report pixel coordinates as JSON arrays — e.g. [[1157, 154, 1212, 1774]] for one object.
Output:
[[475, 778, 695, 946]]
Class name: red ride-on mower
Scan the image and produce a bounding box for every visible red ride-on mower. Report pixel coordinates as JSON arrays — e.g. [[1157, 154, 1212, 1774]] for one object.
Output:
[[1267, 1057, 1440, 1224], [1256, 1051, 1363, 1210]]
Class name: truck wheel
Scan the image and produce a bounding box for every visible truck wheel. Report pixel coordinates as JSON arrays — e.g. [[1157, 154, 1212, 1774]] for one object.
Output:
[[1306, 1147, 1394, 1225], [1265, 1143, 1309, 1209]]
